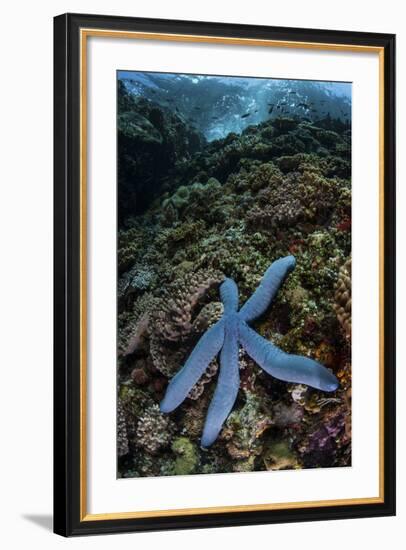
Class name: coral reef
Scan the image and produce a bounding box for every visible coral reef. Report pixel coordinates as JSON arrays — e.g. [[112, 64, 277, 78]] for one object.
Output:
[[334, 257, 352, 339], [118, 80, 205, 223], [161, 256, 338, 447], [152, 269, 224, 344], [117, 86, 351, 477], [117, 399, 129, 457]]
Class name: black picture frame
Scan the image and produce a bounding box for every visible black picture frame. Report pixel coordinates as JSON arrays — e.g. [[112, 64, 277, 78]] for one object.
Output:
[[54, 12, 396, 537]]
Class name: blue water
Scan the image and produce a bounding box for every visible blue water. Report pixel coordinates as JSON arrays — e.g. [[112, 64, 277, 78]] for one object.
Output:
[[118, 71, 351, 142]]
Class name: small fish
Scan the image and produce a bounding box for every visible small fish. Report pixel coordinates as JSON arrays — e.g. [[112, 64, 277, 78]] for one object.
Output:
[[289, 91, 297, 95], [194, 107, 201, 110], [268, 106, 274, 114], [241, 113, 251, 118]]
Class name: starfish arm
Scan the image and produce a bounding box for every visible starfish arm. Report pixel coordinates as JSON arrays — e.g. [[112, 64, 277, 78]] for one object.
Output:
[[201, 319, 240, 447], [220, 278, 239, 313], [160, 320, 225, 413], [239, 255, 296, 323], [238, 321, 339, 392]]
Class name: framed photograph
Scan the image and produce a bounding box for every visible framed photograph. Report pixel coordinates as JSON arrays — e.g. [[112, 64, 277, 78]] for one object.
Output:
[[54, 13, 396, 536]]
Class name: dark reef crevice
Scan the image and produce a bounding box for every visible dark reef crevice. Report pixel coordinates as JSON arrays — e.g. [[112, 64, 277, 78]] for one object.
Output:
[[118, 80, 206, 224]]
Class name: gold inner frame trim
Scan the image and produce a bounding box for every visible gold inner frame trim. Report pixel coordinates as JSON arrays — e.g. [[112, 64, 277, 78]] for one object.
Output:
[[79, 28, 385, 522]]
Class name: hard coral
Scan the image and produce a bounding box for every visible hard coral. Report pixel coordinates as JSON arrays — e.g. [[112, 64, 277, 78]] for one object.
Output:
[[117, 399, 129, 457], [136, 404, 175, 454], [171, 437, 199, 475], [334, 257, 351, 339], [152, 269, 224, 343]]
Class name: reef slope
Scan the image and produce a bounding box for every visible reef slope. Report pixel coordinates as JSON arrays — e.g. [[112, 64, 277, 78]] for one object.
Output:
[[117, 91, 351, 478]]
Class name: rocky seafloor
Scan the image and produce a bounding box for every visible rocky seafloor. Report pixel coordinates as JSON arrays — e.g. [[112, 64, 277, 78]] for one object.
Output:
[[117, 83, 352, 478]]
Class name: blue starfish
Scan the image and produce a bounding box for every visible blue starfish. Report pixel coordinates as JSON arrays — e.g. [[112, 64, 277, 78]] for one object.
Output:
[[160, 255, 339, 447]]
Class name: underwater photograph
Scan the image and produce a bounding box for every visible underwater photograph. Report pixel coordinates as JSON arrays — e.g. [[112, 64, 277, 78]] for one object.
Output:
[[117, 71, 352, 478]]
